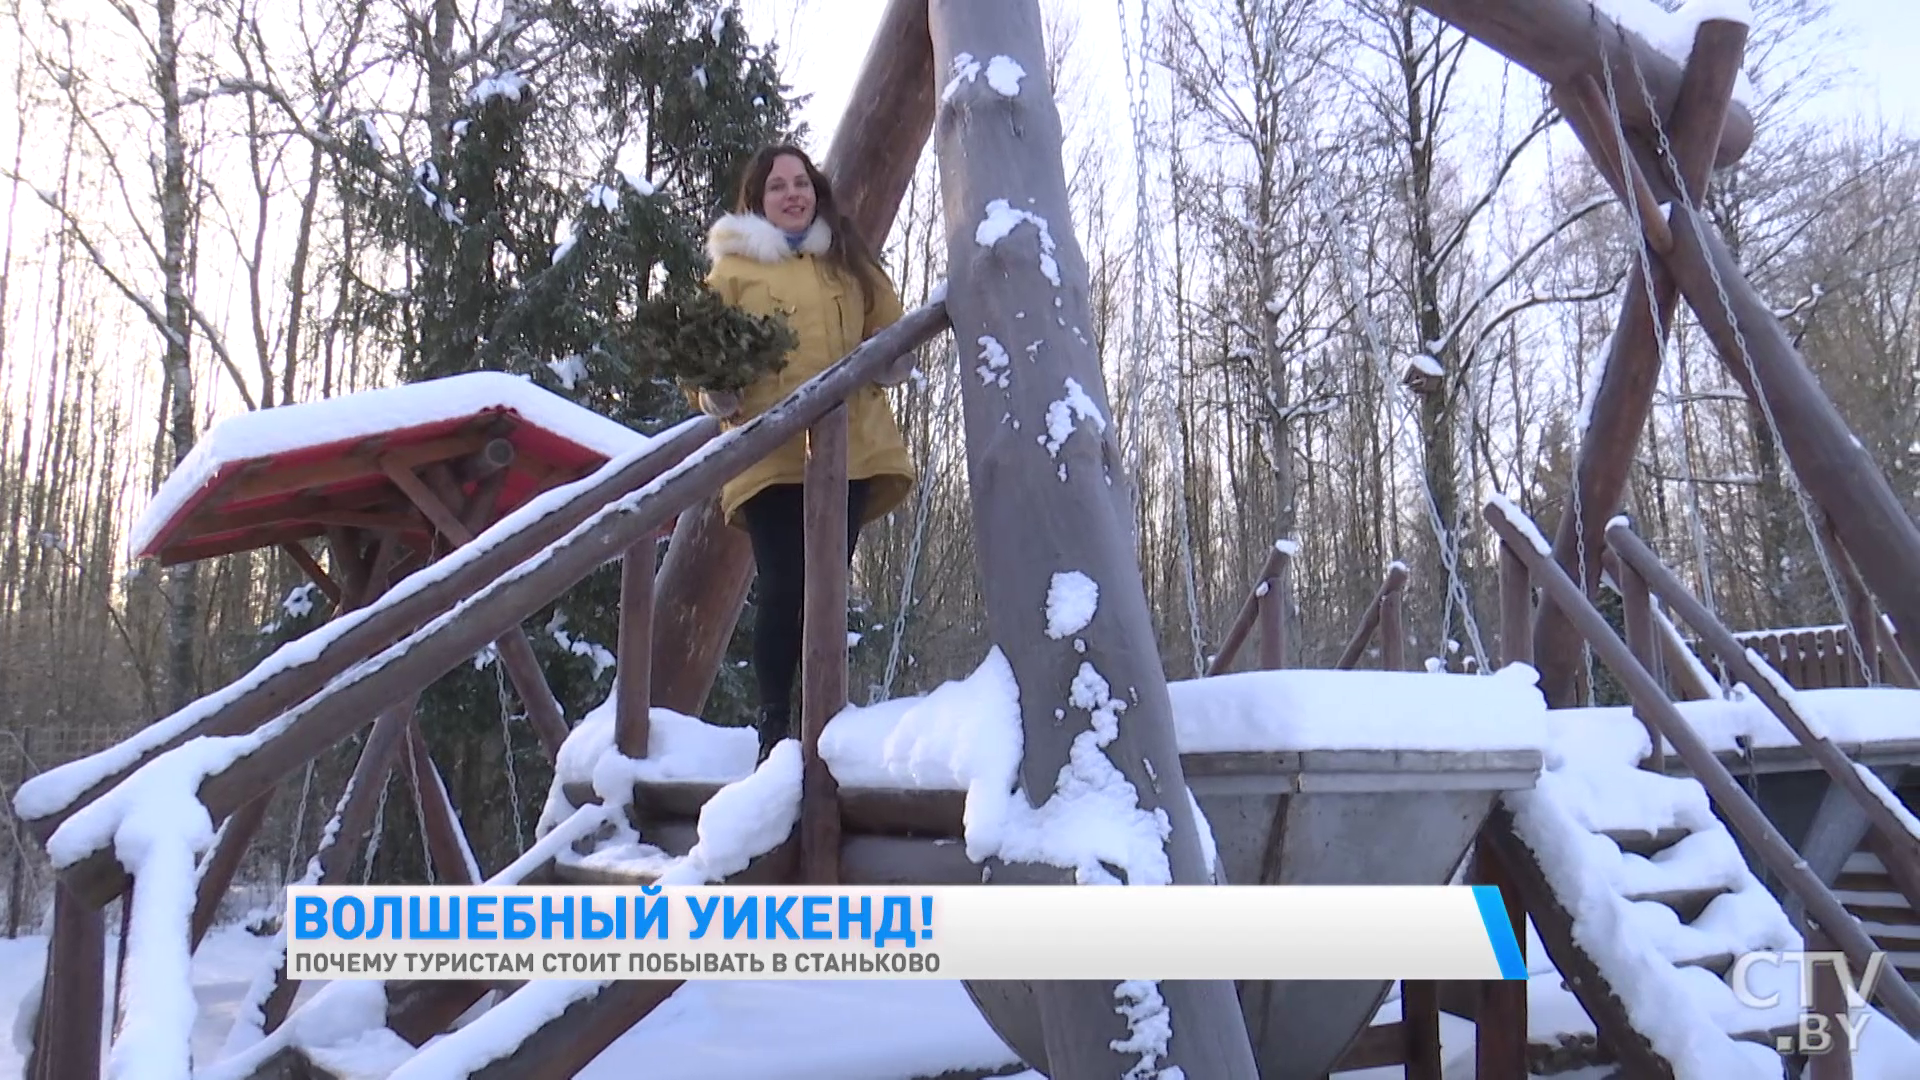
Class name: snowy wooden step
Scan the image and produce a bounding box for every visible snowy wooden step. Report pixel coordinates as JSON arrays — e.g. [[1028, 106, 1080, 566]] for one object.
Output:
[[1620, 883, 1732, 922], [1600, 825, 1692, 857]]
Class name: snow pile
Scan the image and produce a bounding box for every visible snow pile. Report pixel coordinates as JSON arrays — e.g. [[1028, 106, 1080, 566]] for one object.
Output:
[[1040, 378, 1106, 459], [1505, 711, 1803, 1078], [128, 370, 649, 557], [1166, 663, 1551, 754], [470, 70, 528, 104], [1549, 685, 1920, 758], [1589, 0, 1757, 106], [1044, 571, 1099, 640], [1111, 980, 1177, 1079], [540, 702, 799, 885]]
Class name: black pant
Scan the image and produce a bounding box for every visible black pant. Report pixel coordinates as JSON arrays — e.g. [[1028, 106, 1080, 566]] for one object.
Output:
[[739, 480, 871, 714]]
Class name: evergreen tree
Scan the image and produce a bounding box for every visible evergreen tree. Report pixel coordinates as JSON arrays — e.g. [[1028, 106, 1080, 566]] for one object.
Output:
[[332, 0, 801, 881]]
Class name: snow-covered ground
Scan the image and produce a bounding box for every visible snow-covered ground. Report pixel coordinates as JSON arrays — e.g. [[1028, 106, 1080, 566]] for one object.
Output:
[[4, 921, 1916, 1078]]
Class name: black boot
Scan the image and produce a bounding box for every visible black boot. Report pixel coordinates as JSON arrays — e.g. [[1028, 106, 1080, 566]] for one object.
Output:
[[755, 705, 791, 765]]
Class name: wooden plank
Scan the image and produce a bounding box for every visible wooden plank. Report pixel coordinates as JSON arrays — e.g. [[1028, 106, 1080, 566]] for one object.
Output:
[[1497, 507, 1920, 1035], [1527, 17, 1749, 707], [1500, 545, 1533, 668], [55, 309, 947, 908], [615, 542, 655, 759], [1410, 0, 1753, 168], [1806, 923, 1855, 1080], [1483, 808, 1674, 1079], [1332, 1020, 1410, 1072], [495, 630, 572, 762], [1404, 978, 1443, 1080], [225, 432, 491, 506], [928, 1, 1256, 1075], [646, 0, 939, 723], [1380, 576, 1407, 671]]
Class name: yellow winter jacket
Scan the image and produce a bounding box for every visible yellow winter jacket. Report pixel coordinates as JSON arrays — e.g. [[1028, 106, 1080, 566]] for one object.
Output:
[[702, 212, 915, 529]]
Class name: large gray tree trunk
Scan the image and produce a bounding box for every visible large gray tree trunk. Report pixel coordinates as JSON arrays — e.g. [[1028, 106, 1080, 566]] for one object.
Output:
[[927, 2, 1259, 1076]]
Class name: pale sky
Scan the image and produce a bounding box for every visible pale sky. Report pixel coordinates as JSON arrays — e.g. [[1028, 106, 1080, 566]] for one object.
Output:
[[742, 0, 1918, 157]]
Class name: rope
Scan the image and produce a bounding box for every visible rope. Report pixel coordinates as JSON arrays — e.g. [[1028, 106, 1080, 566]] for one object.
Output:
[[1267, 27, 1490, 674]]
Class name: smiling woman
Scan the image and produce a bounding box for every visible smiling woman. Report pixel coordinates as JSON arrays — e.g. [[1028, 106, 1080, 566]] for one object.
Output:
[[698, 143, 918, 763]]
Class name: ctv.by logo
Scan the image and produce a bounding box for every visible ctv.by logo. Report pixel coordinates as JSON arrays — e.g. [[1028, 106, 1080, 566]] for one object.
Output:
[[1730, 950, 1888, 1055]]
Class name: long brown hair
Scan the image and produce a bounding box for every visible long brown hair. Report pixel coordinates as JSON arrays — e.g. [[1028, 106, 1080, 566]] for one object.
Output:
[[734, 144, 886, 315]]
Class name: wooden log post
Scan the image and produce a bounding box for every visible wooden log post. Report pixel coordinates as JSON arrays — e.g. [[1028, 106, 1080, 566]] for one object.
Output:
[[1335, 562, 1410, 670], [1206, 542, 1292, 676], [51, 308, 947, 909], [1380, 574, 1407, 672], [1612, 550, 1668, 771], [1526, 16, 1749, 707], [615, 539, 656, 759], [647, 0, 937, 720], [27, 883, 104, 1080], [800, 407, 850, 884], [23, 418, 717, 857], [1257, 542, 1293, 670], [928, 2, 1258, 1075], [1472, 541, 1532, 1080], [1805, 923, 1855, 1080]]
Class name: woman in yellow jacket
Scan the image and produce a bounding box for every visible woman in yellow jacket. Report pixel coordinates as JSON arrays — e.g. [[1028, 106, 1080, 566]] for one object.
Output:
[[697, 144, 916, 763]]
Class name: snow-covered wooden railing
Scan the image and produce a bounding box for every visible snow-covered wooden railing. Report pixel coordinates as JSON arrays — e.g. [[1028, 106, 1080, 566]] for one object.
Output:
[[1483, 496, 1920, 1048]]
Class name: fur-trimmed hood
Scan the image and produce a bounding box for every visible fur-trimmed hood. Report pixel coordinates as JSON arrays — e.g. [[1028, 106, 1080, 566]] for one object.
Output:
[[706, 212, 832, 264]]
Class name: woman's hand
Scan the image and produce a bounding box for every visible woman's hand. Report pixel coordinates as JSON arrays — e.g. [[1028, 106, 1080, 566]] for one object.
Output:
[[699, 389, 741, 418]]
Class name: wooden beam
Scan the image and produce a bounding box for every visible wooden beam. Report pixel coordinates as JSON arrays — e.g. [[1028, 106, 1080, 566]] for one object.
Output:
[[22, 418, 716, 855], [615, 541, 656, 759], [801, 407, 850, 884], [53, 307, 947, 907], [1660, 204, 1920, 681], [928, 1, 1256, 1075], [1474, 835, 1529, 1080], [1530, 16, 1750, 707], [1411, 0, 1753, 168], [403, 721, 476, 885], [1257, 546, 1291, 670], [1613, 552, 1667, 771], [262, 698, 420, 1032], [225, 431, 491, 506], [279, 541, 343, 608], [1489, 503, 1920, 1036], [1380, 574, 1407, 671], [646, 0, 939, 721], [1403, 979, 1443, 1080]]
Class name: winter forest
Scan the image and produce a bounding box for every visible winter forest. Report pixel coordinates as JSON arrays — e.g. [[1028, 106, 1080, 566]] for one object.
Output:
[[0, 0, 1915, 932]]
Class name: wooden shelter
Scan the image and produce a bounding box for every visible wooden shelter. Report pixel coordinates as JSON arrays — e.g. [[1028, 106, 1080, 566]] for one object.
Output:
[[19, 0, 1920, 1077]]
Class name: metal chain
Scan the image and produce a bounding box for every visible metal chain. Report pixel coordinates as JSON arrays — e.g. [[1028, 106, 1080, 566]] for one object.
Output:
[[879, 341, 955, 702], [1614, 30, 1870, 685], [1270, 30, 1490, 673]]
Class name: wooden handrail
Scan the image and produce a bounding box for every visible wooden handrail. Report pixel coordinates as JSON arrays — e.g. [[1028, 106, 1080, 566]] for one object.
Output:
[[1206, 542, 1294, 676], [1335, 562, 1411, 671], [1607, 521, 1920, 901], [50, 300, 952, 907], [1486, 502, 1920, 1037]]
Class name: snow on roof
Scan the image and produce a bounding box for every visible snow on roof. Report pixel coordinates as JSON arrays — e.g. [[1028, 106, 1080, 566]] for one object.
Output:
[[1591, 0, 1757, 107], [130, 372, 649, 558]]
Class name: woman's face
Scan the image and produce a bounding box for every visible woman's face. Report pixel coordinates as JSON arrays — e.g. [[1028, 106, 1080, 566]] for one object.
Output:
[[762, 154, 817, 234]]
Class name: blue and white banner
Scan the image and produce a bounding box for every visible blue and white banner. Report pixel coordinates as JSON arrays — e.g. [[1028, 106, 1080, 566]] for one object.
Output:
[[285, 884, 1527, 981]]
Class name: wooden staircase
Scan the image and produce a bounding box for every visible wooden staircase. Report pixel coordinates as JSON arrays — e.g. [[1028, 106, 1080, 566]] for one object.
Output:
[[1836, 848, 1920, 985]]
